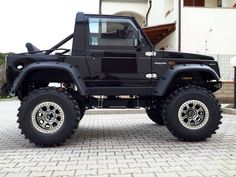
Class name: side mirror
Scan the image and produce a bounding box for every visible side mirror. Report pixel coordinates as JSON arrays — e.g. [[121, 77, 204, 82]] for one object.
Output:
[[133, 29, 142, 51]]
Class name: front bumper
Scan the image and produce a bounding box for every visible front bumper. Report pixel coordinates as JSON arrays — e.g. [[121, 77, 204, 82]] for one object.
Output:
[[0, 83, 10, 97]]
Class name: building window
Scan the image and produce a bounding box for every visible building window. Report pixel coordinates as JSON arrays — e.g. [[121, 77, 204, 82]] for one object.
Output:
[[184, 0, 205, 7]]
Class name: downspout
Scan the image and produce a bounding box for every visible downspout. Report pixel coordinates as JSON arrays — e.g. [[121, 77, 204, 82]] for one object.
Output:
[[178, 0, 182, 52], [145, 0, 152, 27], [99, 0, 102, 14]]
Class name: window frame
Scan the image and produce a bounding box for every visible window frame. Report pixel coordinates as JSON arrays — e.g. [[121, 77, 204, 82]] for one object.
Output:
[[84, 14, 152, 51]]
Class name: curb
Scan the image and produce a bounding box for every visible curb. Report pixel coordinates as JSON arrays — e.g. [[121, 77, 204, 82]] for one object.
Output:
[[222, 107, 236, 115], [0, 97, 18, 102]]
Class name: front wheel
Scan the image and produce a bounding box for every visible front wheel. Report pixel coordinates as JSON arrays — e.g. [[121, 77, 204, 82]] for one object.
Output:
[[17, 87, 81, 146], [163, 85, 222, 141]]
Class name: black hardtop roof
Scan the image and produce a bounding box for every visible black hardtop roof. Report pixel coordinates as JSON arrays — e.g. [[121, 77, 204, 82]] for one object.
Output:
[[76, 12, 135, 22]]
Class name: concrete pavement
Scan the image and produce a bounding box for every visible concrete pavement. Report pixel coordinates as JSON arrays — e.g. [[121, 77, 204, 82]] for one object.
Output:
[[0, 100, 236, 177]]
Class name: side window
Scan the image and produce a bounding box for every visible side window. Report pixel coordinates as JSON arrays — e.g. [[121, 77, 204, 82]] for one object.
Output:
[[88, 17, 139, 47]]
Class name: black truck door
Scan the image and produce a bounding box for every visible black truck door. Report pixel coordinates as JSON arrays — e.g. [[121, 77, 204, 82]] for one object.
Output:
[[84, 15, 152, 92]]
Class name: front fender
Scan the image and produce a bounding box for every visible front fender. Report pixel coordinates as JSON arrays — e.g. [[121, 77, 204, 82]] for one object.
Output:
[[154, 64, 220, 96], [10, 62, 87, 96]]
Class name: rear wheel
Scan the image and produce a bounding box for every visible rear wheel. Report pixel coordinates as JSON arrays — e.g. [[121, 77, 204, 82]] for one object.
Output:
[[17, 87, 81, 146], [163, 85, 222, 141]]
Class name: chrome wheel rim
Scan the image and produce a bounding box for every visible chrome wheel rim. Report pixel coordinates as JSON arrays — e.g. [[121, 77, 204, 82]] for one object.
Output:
[[178, 100, 209, 130], [31, 102, 65, 134]]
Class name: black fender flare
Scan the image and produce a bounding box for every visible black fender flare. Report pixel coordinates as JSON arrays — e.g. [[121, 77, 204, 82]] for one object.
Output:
[[154, 64, 220, 96], [10, 62, 87, 96]]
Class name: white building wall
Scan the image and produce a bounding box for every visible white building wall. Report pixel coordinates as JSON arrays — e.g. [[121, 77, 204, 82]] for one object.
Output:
[[182, 7, 236, 80], [222, 0, 236, 7], [102, 1, 148, 17], [164, 0, 176, 23], [148, 0, 176, 25], [181, 7, 236, 55], [148, 0, 165, 26], [157, 32, 177, 51], [228, 0, 236, 7], [149, 0, 179, 51]]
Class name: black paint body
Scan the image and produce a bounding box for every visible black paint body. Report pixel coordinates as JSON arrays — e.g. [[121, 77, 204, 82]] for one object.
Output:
[[2, 12, 221, 108]]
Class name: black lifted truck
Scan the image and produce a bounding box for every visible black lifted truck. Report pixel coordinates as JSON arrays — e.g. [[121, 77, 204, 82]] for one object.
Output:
[[1, 12, 222, 146]]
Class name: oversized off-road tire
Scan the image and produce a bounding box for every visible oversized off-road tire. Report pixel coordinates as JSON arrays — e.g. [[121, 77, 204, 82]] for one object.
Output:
[[17, 87, 81, 146], [80, 107, 86, 118], [17, 82, 49, 101], [163, 85, 222, 141], [146, 103, 165, 125], [67, 89, 86, 118]]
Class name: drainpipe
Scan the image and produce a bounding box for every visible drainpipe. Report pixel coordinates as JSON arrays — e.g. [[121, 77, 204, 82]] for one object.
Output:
[[178, 0, 182, 52], [99, 0, 102, 14], [145, 0, 152, 27]]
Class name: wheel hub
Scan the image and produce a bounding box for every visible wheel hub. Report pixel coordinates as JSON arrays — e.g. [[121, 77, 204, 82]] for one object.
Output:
[[45, 112, 56, 122], [178, 100, 209, 130], [187, 109, 196, 118], [31, 102, 65, 134]]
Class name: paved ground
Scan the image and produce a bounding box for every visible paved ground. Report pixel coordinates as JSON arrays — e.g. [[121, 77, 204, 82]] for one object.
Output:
[[0, 100, 236, 177]]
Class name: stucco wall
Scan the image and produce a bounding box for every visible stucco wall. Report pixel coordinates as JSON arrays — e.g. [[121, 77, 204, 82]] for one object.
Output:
[[150, 0, 179, 51], [181, 7, 236, 55], [102, 1, 148, 17], [148, 0, 177, 26], [214, 81, 234, 103], [222, 0, 236, 7]]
